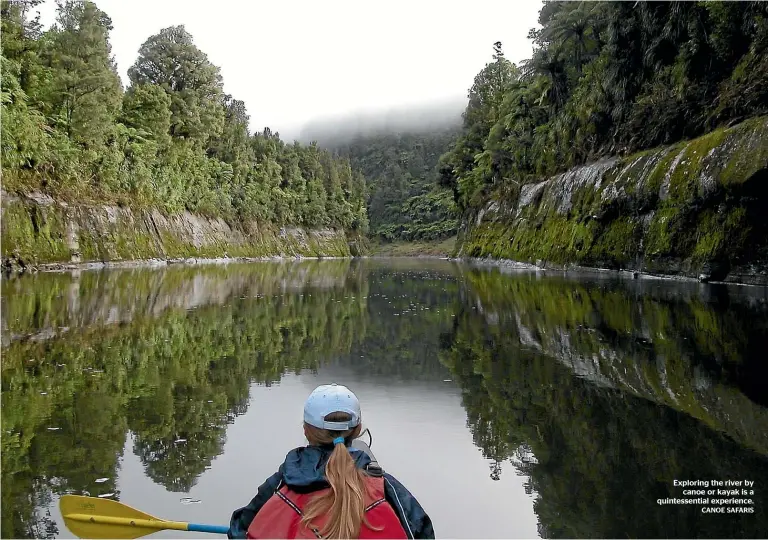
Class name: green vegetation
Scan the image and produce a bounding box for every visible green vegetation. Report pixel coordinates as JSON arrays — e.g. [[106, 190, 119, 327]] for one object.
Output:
[[457, 116, 768, 281], [4, 1, 767, 270], [329, 130, 460, 242], [1, 1, 367, 233], [440, 2, 768, 211]]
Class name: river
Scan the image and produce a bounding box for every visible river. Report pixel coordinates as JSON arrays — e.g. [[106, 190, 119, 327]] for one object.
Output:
[[2, 258, 767, 538]]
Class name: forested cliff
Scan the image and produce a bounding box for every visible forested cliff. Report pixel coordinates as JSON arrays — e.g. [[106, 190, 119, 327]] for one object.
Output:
[[328, 129, 460, 242], [1, 0, 367, 267], [439, 1, 768, 282], [298, 103, 463, 243]]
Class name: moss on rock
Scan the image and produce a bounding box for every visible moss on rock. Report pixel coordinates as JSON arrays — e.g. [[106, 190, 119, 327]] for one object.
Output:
[[461, 116, 768, 283], [1, 194, 357, 269], [1, 201, 71, 265]]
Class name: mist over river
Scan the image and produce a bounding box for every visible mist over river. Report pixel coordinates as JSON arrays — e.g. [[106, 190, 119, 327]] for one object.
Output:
[[2, 259, 767, 538]]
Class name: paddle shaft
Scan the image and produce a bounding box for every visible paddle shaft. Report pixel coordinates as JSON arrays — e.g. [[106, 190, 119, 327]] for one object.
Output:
[[189, 523, 230, 534], [65, 513, 229, 535]]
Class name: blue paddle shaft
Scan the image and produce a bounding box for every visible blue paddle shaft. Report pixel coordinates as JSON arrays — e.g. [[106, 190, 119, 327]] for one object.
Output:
[[188, 523, 230, 534]]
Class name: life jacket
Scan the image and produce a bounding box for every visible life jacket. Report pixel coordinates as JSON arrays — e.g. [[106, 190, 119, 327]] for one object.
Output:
[[246, 475, 408, 539]]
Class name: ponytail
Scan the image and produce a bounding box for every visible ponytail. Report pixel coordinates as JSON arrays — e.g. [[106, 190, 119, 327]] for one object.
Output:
[[301, 413, 383, 538]]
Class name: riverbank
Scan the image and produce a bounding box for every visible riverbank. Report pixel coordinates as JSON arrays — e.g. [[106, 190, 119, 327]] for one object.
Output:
[[455, 255, 768, 288], [4, 254, 354, 274], [25, 254, 757, 292], [1, 191, 363, 273]]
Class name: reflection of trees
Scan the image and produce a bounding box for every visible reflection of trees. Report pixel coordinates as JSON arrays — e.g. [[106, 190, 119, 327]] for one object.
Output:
[[2, 260, 359, 347], [459, 268, 768, 453], [1, 354, 126, 538], [1, 261, 368, 538], [440, 284, 768, 538], [119, 288, 369, 491], [4, 482, 59, 540], [129, 385, 229, 492]]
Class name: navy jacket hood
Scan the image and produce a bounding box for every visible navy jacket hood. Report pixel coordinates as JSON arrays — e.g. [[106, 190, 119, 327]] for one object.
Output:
[[281, 445, 371, 489]]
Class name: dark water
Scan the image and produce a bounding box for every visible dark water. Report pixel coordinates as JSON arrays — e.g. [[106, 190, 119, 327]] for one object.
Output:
[[2, 259, 767, 539]]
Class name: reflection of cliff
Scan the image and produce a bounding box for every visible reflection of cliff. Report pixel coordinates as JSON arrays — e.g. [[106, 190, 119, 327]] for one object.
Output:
[[1, 260, 356, 346], [1, 262, 368, 538], [440, 306, 768, 538], [461, 269, 768, 455]]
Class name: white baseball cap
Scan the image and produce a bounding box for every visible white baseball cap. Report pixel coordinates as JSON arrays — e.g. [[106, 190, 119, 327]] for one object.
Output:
[[303, 383, 361, 431]]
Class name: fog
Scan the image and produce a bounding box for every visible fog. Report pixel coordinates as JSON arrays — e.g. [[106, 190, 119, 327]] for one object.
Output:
[[296, 96, 465, 146]]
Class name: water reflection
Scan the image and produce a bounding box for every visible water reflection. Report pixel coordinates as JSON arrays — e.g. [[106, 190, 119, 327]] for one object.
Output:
[[1, 260, 767, 538]]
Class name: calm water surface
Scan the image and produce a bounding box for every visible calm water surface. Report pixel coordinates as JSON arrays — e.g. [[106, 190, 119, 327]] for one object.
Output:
[[2, 259, 767, 538]]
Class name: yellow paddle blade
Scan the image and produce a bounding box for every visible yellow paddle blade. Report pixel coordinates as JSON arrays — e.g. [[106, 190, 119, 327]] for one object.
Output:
[[60, 495, 183, 539]]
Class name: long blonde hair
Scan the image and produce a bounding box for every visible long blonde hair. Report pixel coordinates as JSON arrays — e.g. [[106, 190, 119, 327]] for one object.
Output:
[[301, 412, 383, 539]]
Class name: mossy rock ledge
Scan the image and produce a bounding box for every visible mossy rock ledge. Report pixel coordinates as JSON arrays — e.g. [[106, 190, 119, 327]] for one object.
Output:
[[1, 193, 357, 271], [458, 116, 768, 285]]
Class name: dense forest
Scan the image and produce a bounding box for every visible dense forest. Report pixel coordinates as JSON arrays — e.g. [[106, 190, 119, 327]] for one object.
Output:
[[328, 129, 460, 242], [1, 0, 367, 232], [439, 1, 768, 212]]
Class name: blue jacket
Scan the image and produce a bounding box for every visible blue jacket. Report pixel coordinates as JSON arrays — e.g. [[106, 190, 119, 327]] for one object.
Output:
[[228, 445, 435, 539]]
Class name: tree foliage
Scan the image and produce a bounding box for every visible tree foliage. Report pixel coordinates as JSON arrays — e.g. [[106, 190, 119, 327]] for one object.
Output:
[[1, 1, 367, 231], [127, 25, 224, 146], [330, 129, 460, 241], [440, 1, 768, 212]]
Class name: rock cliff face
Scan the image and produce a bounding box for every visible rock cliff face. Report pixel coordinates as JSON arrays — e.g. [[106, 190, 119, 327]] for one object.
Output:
[[458, 116, 768, 285], [1, 193, 362, 270]]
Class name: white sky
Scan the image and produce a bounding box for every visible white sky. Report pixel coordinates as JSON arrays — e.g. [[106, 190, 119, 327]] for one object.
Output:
[[36, 0, 543, 140]]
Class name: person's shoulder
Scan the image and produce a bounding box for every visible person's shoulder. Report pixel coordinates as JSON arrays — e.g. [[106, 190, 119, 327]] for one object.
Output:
[[282, 445, 314, 463], [382, 471, 406, 488], [382, 472, 435, 538], [284, 445, 307, 457], [382, 472, 420, 503]]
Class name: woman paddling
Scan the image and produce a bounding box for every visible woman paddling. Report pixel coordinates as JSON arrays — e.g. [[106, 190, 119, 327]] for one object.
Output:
[[227, 383, 435, 539]]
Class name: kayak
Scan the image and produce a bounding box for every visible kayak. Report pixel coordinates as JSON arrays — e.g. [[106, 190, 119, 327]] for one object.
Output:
[[352, 437, 377, 464], [351, 428, 380, 469]]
